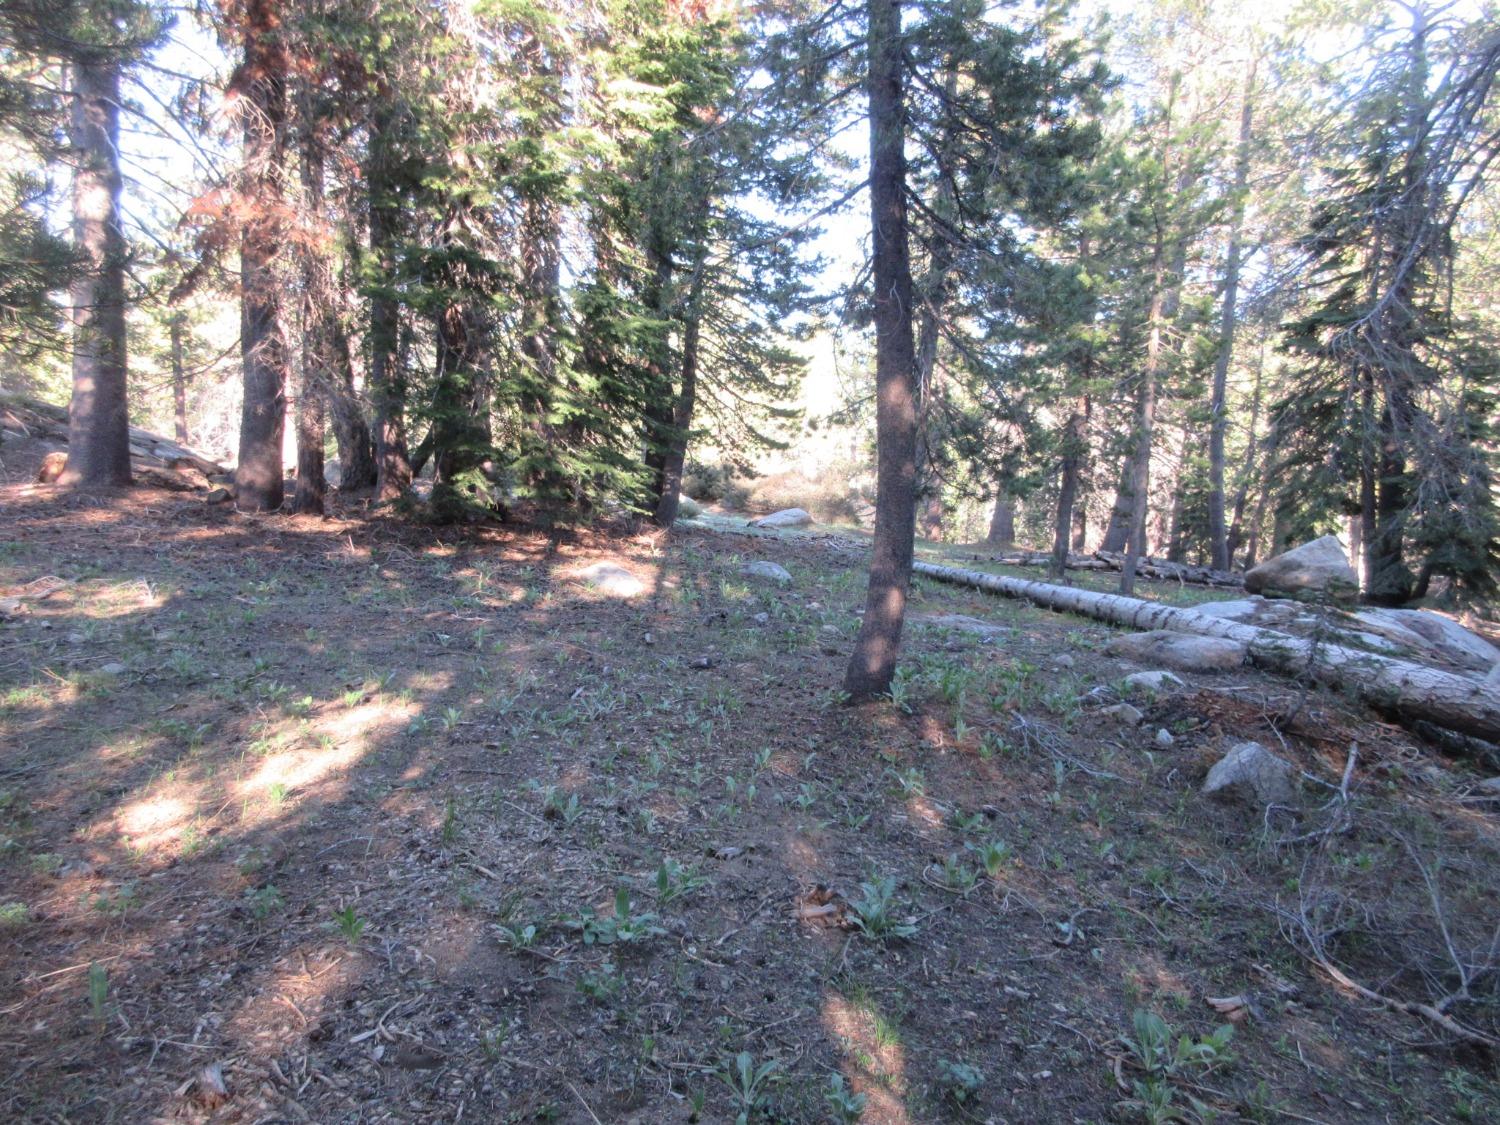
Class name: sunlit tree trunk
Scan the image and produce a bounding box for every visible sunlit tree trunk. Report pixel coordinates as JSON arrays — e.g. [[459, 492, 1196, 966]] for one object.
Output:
[[60, 51, 130, 488], [845, 0, 919, 700]]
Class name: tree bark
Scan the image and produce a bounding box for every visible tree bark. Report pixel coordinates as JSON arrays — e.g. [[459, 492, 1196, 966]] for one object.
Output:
[[1208, 58, 1256, 570], [987, 494, 1015, 547], [292, 132, 328, 516], [59, 52, 131, 488], [845, 0, 919, 701], [1119, 242, 1165, 595], [652, 263, 706, 528], [326, 319, 374, 490], [912, 559, 1500, 744], [234, 0, 289, 512], [1224, 336, 1266, 566], [170, 317, 187, 445], [367, 109, 411, 502]]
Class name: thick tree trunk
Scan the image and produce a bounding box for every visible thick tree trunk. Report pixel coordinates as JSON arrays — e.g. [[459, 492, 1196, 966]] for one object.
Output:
[[1224, 337, 1266, 566], [1100, 461, 1133, 553], [652, 265, 705, 529], [367, 111, 411, 502], [1119, 255, 1165, 595], [234, 0, 289, 512], [845, 0, 919, 701], [987, 494, 1015, 547], [327, 321, 374, 490], [170, 318, 188, 445], [912, 560, 1500, 744], [59, 53, 131, 489], [1208, 60, 1256, 570], [292, 134, 328, 516]]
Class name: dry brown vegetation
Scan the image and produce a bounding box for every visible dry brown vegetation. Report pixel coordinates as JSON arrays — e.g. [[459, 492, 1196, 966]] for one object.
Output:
[[2, 483, 1499, 1123]]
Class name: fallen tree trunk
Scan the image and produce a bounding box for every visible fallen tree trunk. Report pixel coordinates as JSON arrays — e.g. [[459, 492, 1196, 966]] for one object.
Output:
[[912, 560, 1500, 744], [952, 548, 1243, 588]]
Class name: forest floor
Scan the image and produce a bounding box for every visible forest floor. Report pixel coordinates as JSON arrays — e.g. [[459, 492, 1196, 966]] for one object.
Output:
[[2, 484, 1500, 1124]]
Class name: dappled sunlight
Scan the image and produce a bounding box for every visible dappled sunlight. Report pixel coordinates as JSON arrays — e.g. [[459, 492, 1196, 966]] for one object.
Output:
[[114, 792, 195, 849], [903, 793, 945, 832], [822, 991, 911, 1124], [237, 740, 367, 809]]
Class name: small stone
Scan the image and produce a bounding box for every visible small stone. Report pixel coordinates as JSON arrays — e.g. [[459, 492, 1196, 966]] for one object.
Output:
[[205, 487, 232, 504], [66, 632, 85, 644], [1123, 670, 1184, 693], [99, 662, 127, 676], [1154, 728, 1175, 748], [1203, 741, 1296, 806], [1054, 654, 1075, 668], [1100, 703, 1144, 725], [743, 560, 792, 585], [752, 612, 769, 625], [643, 632, 655, 645]]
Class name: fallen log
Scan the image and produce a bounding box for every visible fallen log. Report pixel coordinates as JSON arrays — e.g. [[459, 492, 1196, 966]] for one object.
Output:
[[953, 548, 1242, 588], [913, 559, 1500, 744]]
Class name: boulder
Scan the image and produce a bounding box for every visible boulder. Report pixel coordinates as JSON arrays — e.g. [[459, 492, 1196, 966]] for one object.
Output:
[[36, 450, 68, 483], [749, 508, 812, 530], [1203, 741, 1296, 806], [1123, 670, 1185, 693], [743, 560, 792, 585], [579, 563, 645, 598], [677, 496, 704, 519], [1105, 630, 1246, 673], [1243, 535, 1357, 602]]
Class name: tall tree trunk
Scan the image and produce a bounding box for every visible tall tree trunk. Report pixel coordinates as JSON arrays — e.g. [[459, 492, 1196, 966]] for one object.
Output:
[[1224, 335, 1266, 565], [1207, 58, 1256, 570], [986, 494, 1015, 547], [59, 52, 130, 488], [845, 0, 919, 701], [1050, 407, 1083, 581], [292, 134, 328, 516], [1100, 458, 1134, 552], [652, 262, 706, 528], [327, 319, 374, 490], [367, 111, 411, 502], [1119, 236, 1166, 596], [234, 0, 289, 512], [170, 317, 187, 445]]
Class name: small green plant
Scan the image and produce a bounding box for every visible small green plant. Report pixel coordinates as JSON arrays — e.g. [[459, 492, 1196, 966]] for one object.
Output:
[[717, 1050, 781, 1124], [246, 884, 285, 920], [1116, 1009, 1234, 1124], [332, 904, 367, 944], [267, 781, 289, 806], [566, 887, 663, 946], [441, 705, 464, 731], [825, 1073, 866, 1122], [0, 900, 30, 927], [975, 839, 1012, 877], [936, 1058, 984, 1105], [540, 786, 583, 825], [886, 666, 916, 714], [496, 921, 540, 951], [847, 875, 917, 941], [441, 798, 459, 843], [87, 961, 109, 1027], [655, 857, 709, 903], [937, 853, 978, 893], [949, 807, 986, 834], [577, 960, 622, 1003], [886, 766, 925, 798]]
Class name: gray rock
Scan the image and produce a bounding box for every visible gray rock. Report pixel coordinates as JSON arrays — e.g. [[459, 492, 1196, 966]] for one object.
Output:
[[579, 563, 645, 598], [1154, 728, 1175, 748], [1203, 741, 1296, 806], [1054, 654, 1076, 668], [98, 662, 127, 676], [205, 487, 232, 504], [1356, 608, 1500, 671], [1105, 630, 1246, 673], [1100, 702, 1144, 725], [752, 612, 769, 625], [677, 496, 704, 519], [1476, 776, 1500, 794], [1244, 535, 1357, 602], [748, 507, 812, 530], [1123, 670, 1185, 693], [915, 613, 1007, 640], [743, 560, 792, 585]]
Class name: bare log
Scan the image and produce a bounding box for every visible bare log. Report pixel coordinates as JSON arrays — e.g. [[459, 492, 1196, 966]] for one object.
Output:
[[913, 560, 1500, 743]]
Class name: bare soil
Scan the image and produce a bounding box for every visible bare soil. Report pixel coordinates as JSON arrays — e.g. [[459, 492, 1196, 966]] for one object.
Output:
[[2, 483, 1498, 1123]]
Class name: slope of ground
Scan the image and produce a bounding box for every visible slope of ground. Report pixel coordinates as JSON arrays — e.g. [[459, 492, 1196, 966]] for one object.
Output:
[[2, 485, 1499, 1123]]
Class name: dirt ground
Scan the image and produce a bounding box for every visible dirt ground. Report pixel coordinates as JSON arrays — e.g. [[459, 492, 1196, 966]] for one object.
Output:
[[3, 482, 1500, 1124]]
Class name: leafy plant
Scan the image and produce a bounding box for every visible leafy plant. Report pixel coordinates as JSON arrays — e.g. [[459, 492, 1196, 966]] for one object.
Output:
[[655, 858, 709, 903], [847, 875, 917, 941], [496, 922, 540, 951], [567, 887, 662, 946], [936, 1057, 984, 1105], [824, 1072, 866, 1122], [332, 904, 367, 944], [246, 884, 284, 920], [976, 839, 1012, 877], [717, 1050, 781, 1124]]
